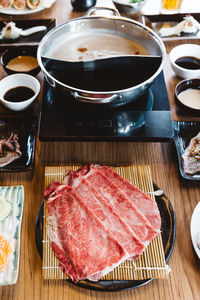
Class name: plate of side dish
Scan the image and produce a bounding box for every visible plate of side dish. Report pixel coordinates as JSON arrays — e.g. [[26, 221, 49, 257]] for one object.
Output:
[[0, 185, 24, 285], [0, 0, 56, 15], [0, 19, 56, 48], [0, 117, 37, 172], [142, 13, 200, 41], [173, 121, 200, 180]]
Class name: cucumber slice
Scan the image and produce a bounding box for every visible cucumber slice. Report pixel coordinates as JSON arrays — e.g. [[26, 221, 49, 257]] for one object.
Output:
[[0, 196, 12, 222]]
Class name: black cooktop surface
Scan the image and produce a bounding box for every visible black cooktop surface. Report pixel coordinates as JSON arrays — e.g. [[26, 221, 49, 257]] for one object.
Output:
[[39, 72, 173, 141]]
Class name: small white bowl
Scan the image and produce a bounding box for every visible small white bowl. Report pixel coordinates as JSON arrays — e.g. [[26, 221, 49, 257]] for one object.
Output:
[[169, 44, 200, 79], [0, 73, 40, 111]]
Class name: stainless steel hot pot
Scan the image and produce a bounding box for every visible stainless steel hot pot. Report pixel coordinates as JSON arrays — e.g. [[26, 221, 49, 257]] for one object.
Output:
[[37, 8, 166, 108]]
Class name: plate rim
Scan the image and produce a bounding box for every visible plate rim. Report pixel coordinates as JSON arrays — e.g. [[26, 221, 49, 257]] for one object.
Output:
[[0, 1, 56, 15], [190, 201, 200, 260]]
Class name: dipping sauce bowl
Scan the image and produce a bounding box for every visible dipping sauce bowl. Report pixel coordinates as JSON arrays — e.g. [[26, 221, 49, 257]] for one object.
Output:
[[175, 78, 200, 113], [0, 73, 40, 111], [1, 46, 40, 76], [169, 44, 200, 79]]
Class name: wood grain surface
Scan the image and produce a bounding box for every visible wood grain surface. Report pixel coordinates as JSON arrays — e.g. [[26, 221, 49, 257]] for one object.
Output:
[[0, 1, 200, 300]]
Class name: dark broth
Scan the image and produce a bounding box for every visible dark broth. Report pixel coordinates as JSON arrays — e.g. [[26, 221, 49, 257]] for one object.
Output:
[[4, 86, 35, 102], [47, 60, 161, 92], [175, 56, 200, 70]]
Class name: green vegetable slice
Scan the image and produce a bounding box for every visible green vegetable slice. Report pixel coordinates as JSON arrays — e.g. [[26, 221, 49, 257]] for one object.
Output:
[[130, 0, 144, 3]]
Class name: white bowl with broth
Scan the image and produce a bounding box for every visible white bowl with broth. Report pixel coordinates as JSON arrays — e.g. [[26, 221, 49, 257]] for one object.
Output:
[[0, 74, 40, 111], [169, 44, 200, 79]]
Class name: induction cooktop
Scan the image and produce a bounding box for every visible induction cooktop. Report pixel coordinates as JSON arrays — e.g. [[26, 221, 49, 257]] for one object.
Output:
[[39, 72, 173, 142]]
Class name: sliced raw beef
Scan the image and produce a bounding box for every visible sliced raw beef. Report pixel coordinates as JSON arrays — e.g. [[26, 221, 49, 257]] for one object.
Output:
[[69, 166, 158, 245], [43, 181, 61, 199], [73, 176, 145, 257], [92, 165, 161, 230], [47, 185, 128, 282]]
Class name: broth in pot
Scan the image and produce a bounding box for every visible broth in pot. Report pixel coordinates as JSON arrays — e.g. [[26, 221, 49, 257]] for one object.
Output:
[[45, 30, 149, 62]]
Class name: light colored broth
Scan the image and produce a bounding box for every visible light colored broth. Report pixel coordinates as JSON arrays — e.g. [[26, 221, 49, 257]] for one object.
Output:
[[47, 31, 149, 62], [178, 88, 200, 110]]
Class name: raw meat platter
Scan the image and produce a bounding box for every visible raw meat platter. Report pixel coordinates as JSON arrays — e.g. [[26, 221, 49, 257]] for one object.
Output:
[[35, 165, 176, 291]]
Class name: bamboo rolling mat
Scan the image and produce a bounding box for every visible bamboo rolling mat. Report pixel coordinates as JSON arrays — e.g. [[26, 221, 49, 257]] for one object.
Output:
[[42, 165, 170, 281]]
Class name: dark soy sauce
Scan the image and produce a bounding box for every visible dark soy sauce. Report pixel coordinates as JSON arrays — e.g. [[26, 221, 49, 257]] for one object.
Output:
[[175, 56, 200, 70], [4, 86, 35, 102], [47, 58, 162, 92]]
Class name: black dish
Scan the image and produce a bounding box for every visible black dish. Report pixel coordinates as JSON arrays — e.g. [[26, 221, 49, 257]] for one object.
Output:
[[142, 13, 200, 41], [35, 183, 176, 292], [0, 116, 37, 172], [175, 78, 200, 114], [0, 19, 56, 48], [173, 121, 200, 180], [1, 45, 40, 76]]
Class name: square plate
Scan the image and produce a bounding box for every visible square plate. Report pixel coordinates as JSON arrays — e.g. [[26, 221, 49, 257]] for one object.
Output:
[[0, 185, 24, 286], [0, 116, 37, 172], [142, 13, 200, 41], [173, 121, 200, 180], [0, 19, 56, 48]]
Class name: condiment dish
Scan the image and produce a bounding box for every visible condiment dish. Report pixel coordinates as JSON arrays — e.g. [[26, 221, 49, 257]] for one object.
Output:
[[1, 45, 40, 76], [175, 78, 200, 113], [0, 73, 40, 111], [113, 0, 147, 14], [169, 44, 200, 79]]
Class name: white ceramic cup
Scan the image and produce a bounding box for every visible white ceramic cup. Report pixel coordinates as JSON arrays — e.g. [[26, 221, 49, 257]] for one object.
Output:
[[0, 73, 40, 111], [169, 44, 200, 79]]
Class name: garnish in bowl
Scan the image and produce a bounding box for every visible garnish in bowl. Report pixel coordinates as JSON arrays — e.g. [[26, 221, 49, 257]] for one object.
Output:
[[0, 234, 12, 272]]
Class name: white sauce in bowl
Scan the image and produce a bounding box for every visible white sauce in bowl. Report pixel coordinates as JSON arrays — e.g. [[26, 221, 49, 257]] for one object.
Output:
[[177, 88, 200, 110]]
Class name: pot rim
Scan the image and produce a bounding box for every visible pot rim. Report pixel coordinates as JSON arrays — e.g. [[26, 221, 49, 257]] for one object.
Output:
[[37, 15, 166, 95]]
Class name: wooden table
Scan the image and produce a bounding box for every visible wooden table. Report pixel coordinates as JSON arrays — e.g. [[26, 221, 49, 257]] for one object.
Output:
[[0, 2, 200, 299]]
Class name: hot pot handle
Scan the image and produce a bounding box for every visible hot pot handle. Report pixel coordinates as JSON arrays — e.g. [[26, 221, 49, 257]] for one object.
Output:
[[87, 6, 120, 16], [71, 91, 121, 104]]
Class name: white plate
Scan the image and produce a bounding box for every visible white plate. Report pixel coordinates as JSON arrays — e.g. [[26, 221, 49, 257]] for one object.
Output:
[[0, 0, 55, 15], [190, 202, 200, 260], [0, 186, 24, 286]]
